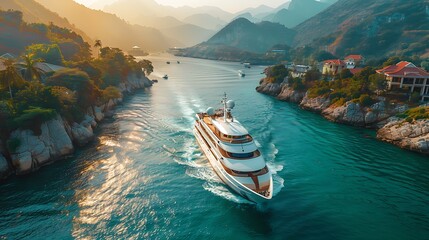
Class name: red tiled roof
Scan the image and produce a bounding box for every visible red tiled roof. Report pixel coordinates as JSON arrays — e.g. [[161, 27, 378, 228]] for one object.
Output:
[[344, 54, 363, 60], [376, 61, 429, 77], [396, 61, 412, 68], [324, 59, 345, 65]]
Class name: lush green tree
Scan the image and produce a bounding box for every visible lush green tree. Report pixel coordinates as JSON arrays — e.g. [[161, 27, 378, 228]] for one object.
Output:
[[265, 64, 288, 84], [304, 68, 322, 82], [26, 44, 65, 65], [11, 107, 57, 132], [421, 61, 429, 71], [102, 86, 122, 109], [369, 73, 387, 95], [50, 86, 76, 106], [94, 40, 102, 58], [19, 54, 45, 82], [339, 68, 353, 79], [95, 47, 146, 88], [0, 59, 25, 99], [14, 82, 61, 113], [46, 68, 100, 109], [138, 59, 153, 76], [69, 61, 102, 86], [359, 94, 373, 107], [289, 77, 306, 91]]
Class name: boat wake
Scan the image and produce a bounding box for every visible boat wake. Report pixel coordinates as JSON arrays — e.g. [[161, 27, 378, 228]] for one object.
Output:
[[202, 182, 254, 204]]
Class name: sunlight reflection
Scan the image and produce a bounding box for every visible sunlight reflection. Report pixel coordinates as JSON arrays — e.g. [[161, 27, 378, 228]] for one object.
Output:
[[71, 151, 147, 238]]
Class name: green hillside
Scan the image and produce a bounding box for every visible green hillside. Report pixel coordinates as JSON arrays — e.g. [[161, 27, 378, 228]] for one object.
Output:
[[294, 0, 429, 58], [264, 0, 331, 28], [0, 9, 90, 61], [203, 18, 295, 53], [0, 0, 91, 42]]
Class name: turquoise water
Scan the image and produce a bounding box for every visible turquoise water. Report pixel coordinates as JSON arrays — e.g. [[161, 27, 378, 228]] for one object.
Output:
[[1, 54, 429, 239]]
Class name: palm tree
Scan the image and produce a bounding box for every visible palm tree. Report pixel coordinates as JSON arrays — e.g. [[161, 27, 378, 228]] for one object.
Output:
[[94, 39, 102, 58], [19, 54, 45, 82], [0, 59, 25, 99]]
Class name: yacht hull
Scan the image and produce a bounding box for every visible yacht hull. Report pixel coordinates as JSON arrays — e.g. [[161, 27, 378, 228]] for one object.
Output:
[[193, 127, 273, 204]]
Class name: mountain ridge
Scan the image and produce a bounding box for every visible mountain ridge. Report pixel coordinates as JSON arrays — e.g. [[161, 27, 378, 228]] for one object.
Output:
[[0, 0, 91, 43], [293, 0, 429, 58], [34, 0, 172, 51]]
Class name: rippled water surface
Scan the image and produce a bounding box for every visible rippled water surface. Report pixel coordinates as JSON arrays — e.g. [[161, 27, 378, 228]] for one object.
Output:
[[1, 54, 429, 239]]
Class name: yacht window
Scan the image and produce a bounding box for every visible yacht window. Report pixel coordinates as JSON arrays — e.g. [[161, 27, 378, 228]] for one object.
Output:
[[230, 152, 254, 158]]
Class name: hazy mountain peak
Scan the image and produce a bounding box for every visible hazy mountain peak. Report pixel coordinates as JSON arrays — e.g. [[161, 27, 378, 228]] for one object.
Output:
[[206, 17, 295, 53]]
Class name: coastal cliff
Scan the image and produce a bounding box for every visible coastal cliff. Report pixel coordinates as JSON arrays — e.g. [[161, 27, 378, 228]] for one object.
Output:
[[256, 80, 305, 103], [256, 77, 429, 155], [377, 118, 429, 154], [0, 75, 152, 179]]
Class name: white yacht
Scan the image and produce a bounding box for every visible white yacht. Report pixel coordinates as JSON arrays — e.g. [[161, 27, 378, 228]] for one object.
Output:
[[193, 94, 273, 203]]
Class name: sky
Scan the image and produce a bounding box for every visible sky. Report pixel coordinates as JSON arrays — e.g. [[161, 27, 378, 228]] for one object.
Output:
[[74, 0, 288, 13]]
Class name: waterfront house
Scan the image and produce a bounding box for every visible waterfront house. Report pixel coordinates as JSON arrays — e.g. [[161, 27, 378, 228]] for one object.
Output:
[[376, 61, 429, 101], [344, 54, 364, 69], [322, 59, 346, 75], [289, 64, 311, 78]]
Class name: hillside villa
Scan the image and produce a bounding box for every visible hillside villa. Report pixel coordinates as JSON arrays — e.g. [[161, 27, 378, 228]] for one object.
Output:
[[376, 61, 429, 101], [344, 54, 364, 69], [288, 64, 311, 78], [322, 59, 346, 75]]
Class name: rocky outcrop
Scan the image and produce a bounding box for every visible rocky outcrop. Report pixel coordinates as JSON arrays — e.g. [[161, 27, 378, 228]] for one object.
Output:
[[300, 94, 331, 112], [119, 74, 153, 93], [277, 85, 306, 103], [68, 115, 96, 146], [255, 81, 282, 96], [377, 119, 429, 154], [322, 101, 365, 125], [10, 116, 74, 174], [255, 79, 429, 154], [321, 101, 408, 127]]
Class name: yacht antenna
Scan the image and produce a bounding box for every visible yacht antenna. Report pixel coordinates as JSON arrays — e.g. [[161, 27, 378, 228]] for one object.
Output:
[[223, 92, 227, 122]]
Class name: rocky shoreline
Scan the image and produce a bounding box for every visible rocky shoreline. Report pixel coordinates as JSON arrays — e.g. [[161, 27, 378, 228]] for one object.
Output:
[[0, 74, 153, 180], [256, 80, 429, 155]]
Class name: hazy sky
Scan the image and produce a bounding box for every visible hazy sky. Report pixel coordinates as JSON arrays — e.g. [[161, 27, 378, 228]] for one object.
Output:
[[75, 0, 287, 13], [154, 0, 286, 12]]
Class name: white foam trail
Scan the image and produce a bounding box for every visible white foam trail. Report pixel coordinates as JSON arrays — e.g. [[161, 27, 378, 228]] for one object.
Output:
[[272, 176, 285, 197], [254, 140, 262, 148], [267, 162, 283, 175], [202, 182, 254, 204]]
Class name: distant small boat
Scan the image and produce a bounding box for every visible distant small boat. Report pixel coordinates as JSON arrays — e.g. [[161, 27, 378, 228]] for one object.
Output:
[[166, 61, 171, 64], [238, 70, 246, 77], [177, 61, 180, 64], [162, 74, 168, 79], [243, 62, 251, 68]]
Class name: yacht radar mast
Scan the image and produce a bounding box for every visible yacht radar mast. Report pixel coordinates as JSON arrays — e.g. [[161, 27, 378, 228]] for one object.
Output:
[[221, 93, 235, 122]]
